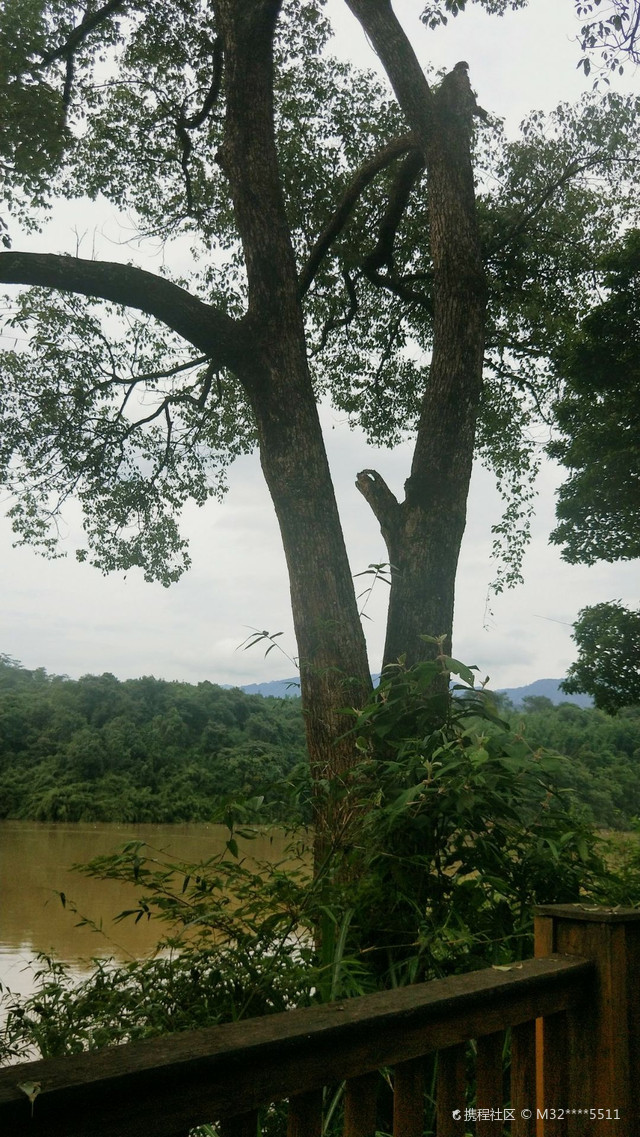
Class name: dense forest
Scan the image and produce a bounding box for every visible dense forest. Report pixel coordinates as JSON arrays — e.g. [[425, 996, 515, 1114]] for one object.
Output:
[[1, 655, 639, 828], [496, 694, 640, 828], [0, 655, 307, 823]]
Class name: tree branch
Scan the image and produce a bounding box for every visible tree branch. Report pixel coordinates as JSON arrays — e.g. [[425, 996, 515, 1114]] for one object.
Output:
[[185, 38, 224, 129], [312, 269, 360, 355], [362, 263, 431, 310], [175, 38, 224, 217], [0, 252, 250, 369], [364, 149, 426, 273], [344, 0, 435, 144], [355, 468, 403, 552], [175, 114, 197, 216], [298, 134, 418, 296], [39, 0, 128, 67]]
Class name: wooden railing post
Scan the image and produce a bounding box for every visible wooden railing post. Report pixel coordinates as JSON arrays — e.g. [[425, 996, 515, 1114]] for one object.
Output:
[[219, 1111, 259, 1137], [287, 1090, 323, 1137], [534, 904, 640, 1136], [344, 1073, 379, 1137]]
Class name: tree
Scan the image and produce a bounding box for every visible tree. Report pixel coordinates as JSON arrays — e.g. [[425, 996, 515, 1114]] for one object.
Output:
[[0, 1, 638, 844], [548, 232, 640, 713], [562, 602, 640, 712], [548, 229, 640, 564]]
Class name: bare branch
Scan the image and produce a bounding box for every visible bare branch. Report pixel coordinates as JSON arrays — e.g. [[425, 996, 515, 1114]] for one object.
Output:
[[61, 54, 74, 121], [298, 134, 418, 296], [175, 114, 197, 216], [121, 397, 172, 438], [362, 262, 431, 310], [173, 38, 224, 219], [103, 355, 210, 404], [116, 381, 138, 421], [148, 404, 174, 486], [135, 355, 210, 387]]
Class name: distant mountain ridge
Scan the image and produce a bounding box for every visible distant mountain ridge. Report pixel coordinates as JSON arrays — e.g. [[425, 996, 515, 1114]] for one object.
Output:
[[239, 677, 302, 698], [234, 675, 592, 707], [494, 678, 592, 708]]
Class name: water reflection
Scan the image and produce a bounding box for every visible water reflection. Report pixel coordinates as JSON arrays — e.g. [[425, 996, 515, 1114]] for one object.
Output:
[[0, 820, 296, 994]]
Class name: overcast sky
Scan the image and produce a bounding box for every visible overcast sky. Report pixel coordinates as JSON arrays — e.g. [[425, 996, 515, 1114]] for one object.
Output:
[[1, 0, 638, 691]]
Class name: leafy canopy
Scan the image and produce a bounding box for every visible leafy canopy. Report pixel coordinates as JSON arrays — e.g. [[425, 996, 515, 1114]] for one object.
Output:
[[562, 602, 640, 712], [0, 1, 639, 590], [548, 229, 640, 566]]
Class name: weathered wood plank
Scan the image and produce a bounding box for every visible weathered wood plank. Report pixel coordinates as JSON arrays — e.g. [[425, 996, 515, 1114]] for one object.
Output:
[[435, 1044, 466, 1137], [393, 1057, 423, 1137], [535, 906, 640, 1136], [343, 1072, 378, 1137], [476, 1030, 504, 1135], [535, 905, 640, 925], [0, 956, 591, 1137], [540, 1011, 571, 1137], [511, 1020, 536, 1137], [287, 1090, 322, 1137], [534, 912, 555, 1137]]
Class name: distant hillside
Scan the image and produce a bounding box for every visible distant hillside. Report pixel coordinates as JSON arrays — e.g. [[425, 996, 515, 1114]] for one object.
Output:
[[239, 678, 302, 698], [237, 675, 592, 707], [494, 678, 592, 708]]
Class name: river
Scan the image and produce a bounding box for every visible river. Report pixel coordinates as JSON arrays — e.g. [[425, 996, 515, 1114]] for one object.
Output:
[[0, 820, 299, 998]]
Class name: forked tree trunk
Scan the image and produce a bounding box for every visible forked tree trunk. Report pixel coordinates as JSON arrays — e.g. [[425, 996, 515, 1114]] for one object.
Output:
[[0, 1, 490, 876], [347, 1, 488, 672], [214, 0, 372, 861]]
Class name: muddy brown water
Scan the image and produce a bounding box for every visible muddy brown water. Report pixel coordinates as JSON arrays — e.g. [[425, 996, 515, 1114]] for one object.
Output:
[[0, 820, 300, 997]]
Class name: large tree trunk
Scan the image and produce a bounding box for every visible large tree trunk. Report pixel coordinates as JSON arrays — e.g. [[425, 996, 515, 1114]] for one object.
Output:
[[214, 0, 372, 857], [347, 1, 488, 670]]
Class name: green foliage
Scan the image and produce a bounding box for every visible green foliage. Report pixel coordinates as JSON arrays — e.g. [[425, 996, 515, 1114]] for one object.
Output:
[[1, 654, 634, 1137], [0, 289, 256, 582], [421, 0, 527, 32], [0, 1, 639, 589], [546, 233, 640, 722], [4, 653, 640, 827], [547, 229, 640, 566], [475, 94, 639, 586], [0, 0, 74, 217], [503, 694, 640, 823], [0, 656, 308, 822], [326, 657, 609, 985], [561, 603, 640, 714]]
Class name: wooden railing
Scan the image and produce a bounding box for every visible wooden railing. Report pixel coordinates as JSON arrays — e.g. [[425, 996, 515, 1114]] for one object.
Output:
[[1, 905, 639, 1137]]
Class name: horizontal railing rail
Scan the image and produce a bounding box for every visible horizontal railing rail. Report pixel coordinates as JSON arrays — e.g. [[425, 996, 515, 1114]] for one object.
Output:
[[0, 905, 638, 1136], [0, 956, 591, 1137]]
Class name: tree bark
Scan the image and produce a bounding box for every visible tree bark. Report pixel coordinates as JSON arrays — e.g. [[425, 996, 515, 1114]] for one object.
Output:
[[346, 1, 488, 669], [213, 0, 372, 852]]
